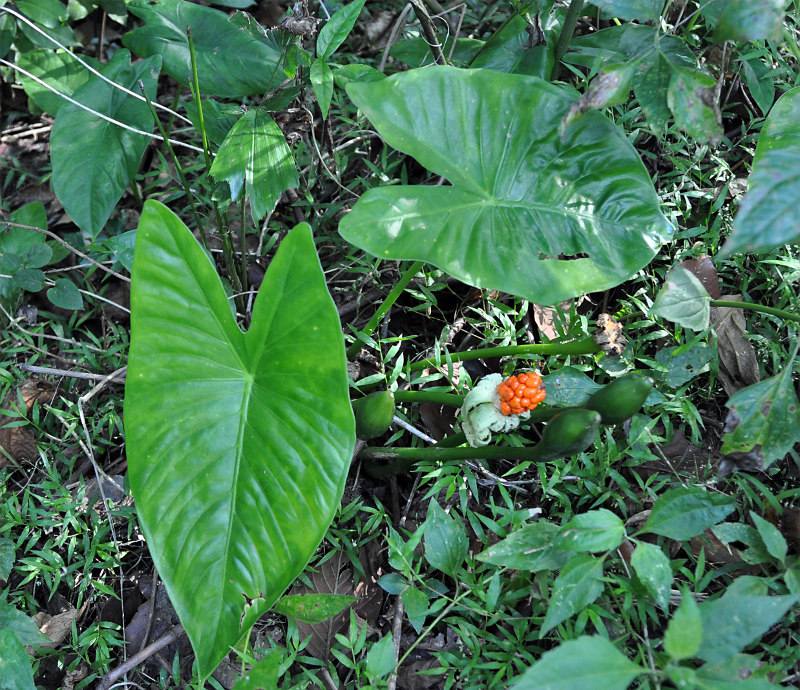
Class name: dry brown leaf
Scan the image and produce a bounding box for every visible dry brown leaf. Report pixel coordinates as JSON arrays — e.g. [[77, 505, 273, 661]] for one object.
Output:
[[690, 529, 744, 566], [418, 402, 456, 441], [710, 295, 760, 396], [293, 551, 357, 661], [594, 313, 627, 356], [0, 379, 55, 468], [28, 602, 86, 651], [676, 254, 721, 299]]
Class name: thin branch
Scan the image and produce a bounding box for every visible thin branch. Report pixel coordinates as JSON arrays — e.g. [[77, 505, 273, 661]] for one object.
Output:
[[0, 6, 192, 125], [0, 59, 205, 155], [0, 221, 130, 283]]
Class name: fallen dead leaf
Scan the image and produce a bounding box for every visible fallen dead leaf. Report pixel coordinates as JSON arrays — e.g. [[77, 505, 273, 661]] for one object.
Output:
[[690, 529, 744, 567], [710, 295, 760, 396], [293, 551, 359, 661], [0, 379, 55, 468], [676, 254, 721, 299]]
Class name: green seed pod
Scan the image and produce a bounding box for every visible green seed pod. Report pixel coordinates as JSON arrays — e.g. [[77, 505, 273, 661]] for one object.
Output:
[[585, 374, 654, 425], [352, 390, 396, 440], [531, 408, 602, 461]]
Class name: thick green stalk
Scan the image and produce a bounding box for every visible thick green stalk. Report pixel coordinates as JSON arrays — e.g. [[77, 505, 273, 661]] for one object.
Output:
[[361, 444, 547, 478], [393, 390, 465, 407], [710, 299, 800, 324], [407, 337, 600, 373], [346, 260, 425, 360], [550, 0, 584, 81]]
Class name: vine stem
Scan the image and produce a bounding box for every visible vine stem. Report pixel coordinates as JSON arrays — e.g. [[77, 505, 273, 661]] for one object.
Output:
[[346, 261, 425, 360], [407, 336, 600, 373], [710, 299, 800, 324], [550, 0, 584, 81]]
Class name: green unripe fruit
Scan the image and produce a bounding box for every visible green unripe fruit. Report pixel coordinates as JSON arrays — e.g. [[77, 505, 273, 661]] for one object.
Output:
[[585, 373, 654, 425], [352, 390, 396, 440], [532, 407, 602, 461]]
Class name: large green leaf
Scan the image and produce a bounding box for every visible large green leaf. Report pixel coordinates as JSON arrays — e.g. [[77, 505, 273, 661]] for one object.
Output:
[[720, 87, 800, 257], [540, 553, 605, 636], [714, 0, 785, 43], [642, 487, 735, 540], [50, 49, 159, 237], [340, 68, 672, 305], [697, 576, 798, 664], [720, 348, 800, 469], [209, 108, 299, 222], [510, 636, 643, 690], [123, 0, 284, 98], [125, 201, 354, 678], [17, 49, 101, 116]]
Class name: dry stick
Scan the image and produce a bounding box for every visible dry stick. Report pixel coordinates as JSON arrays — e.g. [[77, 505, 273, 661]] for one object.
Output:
[[386, 598, 405, 690], [379, 4, 414, 72], [0, 221, 130, 283], [409, 0, 446, 64], [97, 624, 186, 690], [18, 363, 126, 383]]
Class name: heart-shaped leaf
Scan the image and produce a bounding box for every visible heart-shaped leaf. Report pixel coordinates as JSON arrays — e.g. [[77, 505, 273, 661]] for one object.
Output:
[[123, 0, 284, 98], [339, 67, 672, 305], [125, 201, 354, 678], [50, 49, 159, 238]]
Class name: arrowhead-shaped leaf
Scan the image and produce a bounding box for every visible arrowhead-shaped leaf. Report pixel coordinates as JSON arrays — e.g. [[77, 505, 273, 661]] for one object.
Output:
[[339, 67, 673, 306], [50, 50, 159, 238], [209, 108, 299, 222], [125, 201, 354, 678]]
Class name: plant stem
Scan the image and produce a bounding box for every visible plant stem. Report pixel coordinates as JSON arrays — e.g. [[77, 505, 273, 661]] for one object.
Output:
[[710, 299, 800, 324], [550, 0, 584, 81], [346, 260, 425, 360], [393, 390, 465, 407], [407, 336, 600, 373], [138, 81, 210, 250], [361, 444, 545, 478]]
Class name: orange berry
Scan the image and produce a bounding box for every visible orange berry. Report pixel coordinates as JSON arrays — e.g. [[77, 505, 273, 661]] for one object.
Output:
[[496, 372, 546, 415]]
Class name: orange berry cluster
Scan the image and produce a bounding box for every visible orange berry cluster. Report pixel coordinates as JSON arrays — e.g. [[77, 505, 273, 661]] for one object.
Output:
[[497, 372, 546, 416]]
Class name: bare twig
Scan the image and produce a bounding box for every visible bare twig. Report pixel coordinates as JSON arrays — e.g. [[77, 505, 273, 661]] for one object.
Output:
[[409, 0, 446, 65], [0, 221, 130, 283], [96, 624, 185, 690], [18, 363, 126, 383]]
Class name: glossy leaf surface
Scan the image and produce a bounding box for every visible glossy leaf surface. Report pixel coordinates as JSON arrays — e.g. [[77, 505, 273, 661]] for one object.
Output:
[[209, 108, 298, 222], [510, 636, 643, 690], [340, 67, 672, 305], [124, 0, 283, 98], [317, 0, 366, 60], [720, 87, 800, 257], [17, 49, 100, 116], [50, 50, 159, 237], [125, 201, 354, 678]]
